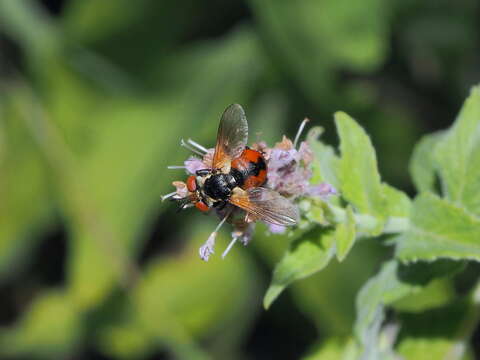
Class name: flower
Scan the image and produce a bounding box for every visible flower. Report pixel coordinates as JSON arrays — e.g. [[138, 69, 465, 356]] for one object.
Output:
[[263, 135, 333, 201], [231, 218, 255, 246], [163, 119, 338, 261], [172, 181, 188, 198], [184, 156, 207, 174], [307, 182, 338, 198], [268, 223, 287, 234], [184, 148, 215, 174], [199, 232, 216, 261]]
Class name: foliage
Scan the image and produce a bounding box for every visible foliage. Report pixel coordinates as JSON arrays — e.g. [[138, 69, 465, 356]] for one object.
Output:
[[264, 86, 480, 358], [0, 0, 479, 359]]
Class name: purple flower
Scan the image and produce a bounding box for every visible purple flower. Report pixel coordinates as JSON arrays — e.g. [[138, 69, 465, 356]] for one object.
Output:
[[231, 222, 255, 246], [268, 223, 287, 234], [264, 137, 315, 200], [184, 156, 207, 174], [166, 118, 339, 261], [308, 183, 338, 198], [199, 232, 216, 261]]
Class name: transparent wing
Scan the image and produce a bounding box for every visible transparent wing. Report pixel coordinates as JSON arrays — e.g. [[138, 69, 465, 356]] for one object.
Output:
[[229, 187, 299, 226], [212, 104, 248, 170]]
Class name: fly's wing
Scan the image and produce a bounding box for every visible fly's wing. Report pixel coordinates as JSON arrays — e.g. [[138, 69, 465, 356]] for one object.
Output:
[[229, 187, 299, 226], [212, 104, 248, 171]]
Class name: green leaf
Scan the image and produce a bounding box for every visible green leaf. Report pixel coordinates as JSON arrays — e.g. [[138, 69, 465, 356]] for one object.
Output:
[[409, 131, 445, 193], [335, 205, 356, 262], [302, 337, 358, 360], [355, 259, 461, 342], [357, 307, 400, 360], [335, 112, 386, 231], [398, 338, 473, 360], [305, 201, 329, 226], [0, 291, 81, 359], [264, 227, 336, 309], [284, 239, 385, 335], [64, 0, 148, 44], [355, 261, 402, 342], [307, 126, 340, 190], [382, 183, 411, 218], [248, 0, 391, 106], [57, 27, 265, 310], [391, 278, 456, 313], [132, 223, 260, 358], [396, 193, 480, 262], [97, 322, 152, 360], [435, 85, 480, 216], [0, 0, 61, 62], [66, 101, 185, 310], [0, 88, 55, 281], [396, 301, 474, 360]]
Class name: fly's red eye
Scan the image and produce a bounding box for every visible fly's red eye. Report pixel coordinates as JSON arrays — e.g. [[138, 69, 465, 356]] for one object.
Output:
[[187, 175, 197, 192], [195, 201, 210, 212]]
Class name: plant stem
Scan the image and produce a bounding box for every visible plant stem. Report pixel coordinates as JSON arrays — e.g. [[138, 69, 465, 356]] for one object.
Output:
[[328, 204, 410, 235]]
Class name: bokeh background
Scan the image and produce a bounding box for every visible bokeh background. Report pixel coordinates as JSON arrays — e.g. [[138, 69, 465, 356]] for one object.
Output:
[[0, 0, 479, 359]]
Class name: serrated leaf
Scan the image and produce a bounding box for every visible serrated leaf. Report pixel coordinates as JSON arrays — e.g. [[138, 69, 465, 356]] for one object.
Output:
[[396, 301, 474, 360], [335, 205, 356, 262], [398, 338, 473, 360], [355, 259, 462, 343], [355, 261, 403, 342], [435, 86, 480, 216], [276, 239, 384, 335], [307, 126, 340, 190], [409, 131, 445, 193], [391, 278, 455, 313], [306, 203, 329, 226], [396, 193, 480, 262], [264, 227, 336, 309], [335, 112, 386, 231], [382, 183, 411, 218]]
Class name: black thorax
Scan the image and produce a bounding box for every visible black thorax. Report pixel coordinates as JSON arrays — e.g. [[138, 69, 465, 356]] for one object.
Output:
[[203, 173, 237, 201]]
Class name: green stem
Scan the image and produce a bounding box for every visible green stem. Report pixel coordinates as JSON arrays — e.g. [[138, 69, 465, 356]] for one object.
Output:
[[328, 205, 410, 235]]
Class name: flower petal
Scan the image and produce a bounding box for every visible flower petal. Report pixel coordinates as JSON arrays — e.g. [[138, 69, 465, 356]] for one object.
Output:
[[268, 223, 287, 234], [184, 156, 207, 174], [172, 181, 188, 198], [308, 183, 338, 198], [199, 232, 216, 261]]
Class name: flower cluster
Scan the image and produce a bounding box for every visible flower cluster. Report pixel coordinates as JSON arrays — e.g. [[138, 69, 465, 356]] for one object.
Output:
[[163, 120, 337, 261]]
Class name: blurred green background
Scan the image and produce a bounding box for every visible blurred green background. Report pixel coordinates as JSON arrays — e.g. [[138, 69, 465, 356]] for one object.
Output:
[[0, 0, 479, 359]]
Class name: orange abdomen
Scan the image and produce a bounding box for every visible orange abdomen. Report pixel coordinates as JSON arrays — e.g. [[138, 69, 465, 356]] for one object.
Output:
[[231, 148, 267, 189]]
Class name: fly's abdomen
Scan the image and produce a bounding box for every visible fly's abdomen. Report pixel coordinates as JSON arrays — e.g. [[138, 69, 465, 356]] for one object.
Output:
[[231, 148, 267, 190]]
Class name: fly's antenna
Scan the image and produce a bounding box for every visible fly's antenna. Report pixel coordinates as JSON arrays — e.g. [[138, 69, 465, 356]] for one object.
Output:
[[175, 197, 193, 212]]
